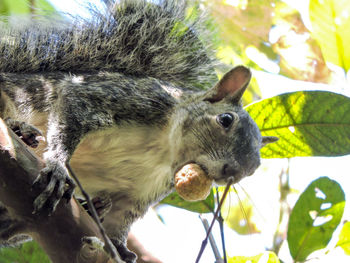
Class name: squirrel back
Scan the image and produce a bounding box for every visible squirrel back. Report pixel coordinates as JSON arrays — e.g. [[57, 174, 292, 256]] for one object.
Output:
[[0, 0, 218, 90]]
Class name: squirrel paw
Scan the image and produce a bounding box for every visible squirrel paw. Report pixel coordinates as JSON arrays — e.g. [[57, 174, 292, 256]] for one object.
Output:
[[111, 240, 137, 263], [5, 118, 44, 148], [78, 192, 112, 221], [32, 160, 76, 215]]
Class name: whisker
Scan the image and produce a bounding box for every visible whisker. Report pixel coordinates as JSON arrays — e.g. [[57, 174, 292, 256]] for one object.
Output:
[[237, 183, 267, 223], [190, 127, 216, 159], [233, 185, 253, 235]]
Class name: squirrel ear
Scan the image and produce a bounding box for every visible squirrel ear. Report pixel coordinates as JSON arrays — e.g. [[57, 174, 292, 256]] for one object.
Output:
[[204, 66, 251, 103], [261, 136, 279, 148]]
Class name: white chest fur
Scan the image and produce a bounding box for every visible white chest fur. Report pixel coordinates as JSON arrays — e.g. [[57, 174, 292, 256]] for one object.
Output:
[[70, 124, 173, 203]]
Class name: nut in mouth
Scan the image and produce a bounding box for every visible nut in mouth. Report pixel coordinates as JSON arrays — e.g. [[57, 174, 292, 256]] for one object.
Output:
[[174, 163, 213, 202]]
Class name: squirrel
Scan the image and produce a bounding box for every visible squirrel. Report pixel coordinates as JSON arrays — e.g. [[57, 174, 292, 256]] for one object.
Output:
[[0, 0, 277, 262]]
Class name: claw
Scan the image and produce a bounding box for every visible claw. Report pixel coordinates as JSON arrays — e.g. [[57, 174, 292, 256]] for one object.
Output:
[[5, 118, 44, 148], [33, 177, 57, 214], [32, 175, 40, 187], [63, 176, 76, 203], [49, 180, 66, 214], [31, 160, 75, 215], [32, 172, 46, 187], [36, 135, 45, 142]]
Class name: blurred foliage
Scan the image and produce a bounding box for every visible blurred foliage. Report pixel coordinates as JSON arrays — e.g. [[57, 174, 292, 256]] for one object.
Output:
[[310, 0, 350, 71], [207, 0, 334, 89], [217, 186, 261, 235], [228, 251, 280, 263], [271, 1, 331, 83], [0, 0, 55, 15], [336, 221, 350, 255], [0, 241, 50, 263]]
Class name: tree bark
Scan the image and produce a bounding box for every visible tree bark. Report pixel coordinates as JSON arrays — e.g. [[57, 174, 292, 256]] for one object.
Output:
[[0, 118, 111, 263]]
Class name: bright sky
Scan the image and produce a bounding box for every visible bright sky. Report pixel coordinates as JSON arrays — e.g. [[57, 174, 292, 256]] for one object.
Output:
[[49, 0, 105, 19], [47, 1, 350, 262]]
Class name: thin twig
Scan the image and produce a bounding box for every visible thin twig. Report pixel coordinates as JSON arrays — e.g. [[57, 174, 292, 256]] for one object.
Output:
[[66, 162, 124, 263], [199, 215, 224, 263], [216, 187, 227, 263], [195, 177, 234, 263]]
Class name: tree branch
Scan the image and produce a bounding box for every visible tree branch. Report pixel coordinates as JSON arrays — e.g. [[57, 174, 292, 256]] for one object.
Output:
[[0, 118, 112, 263]]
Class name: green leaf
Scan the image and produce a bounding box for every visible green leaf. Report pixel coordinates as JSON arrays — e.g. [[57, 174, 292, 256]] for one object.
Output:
[[246, 91, 350, 158], [0, 1, 9, 15], [0, 241, 50, 263], [160, 190, 215, 213], [287, 177, 345, 262], [1, 0, 56, 15], [309, 0, 350, 71], [336, 221, 350, 255], [2, 0, 30, 14], [228, 251, 280, 263]]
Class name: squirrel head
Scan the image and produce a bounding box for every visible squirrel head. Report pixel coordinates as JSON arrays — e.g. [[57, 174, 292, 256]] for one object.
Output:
[[168, 66, 277, 185]]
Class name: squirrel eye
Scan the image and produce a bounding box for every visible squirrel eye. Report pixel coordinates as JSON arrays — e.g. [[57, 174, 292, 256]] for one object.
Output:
[[217, 113, 234, 129]]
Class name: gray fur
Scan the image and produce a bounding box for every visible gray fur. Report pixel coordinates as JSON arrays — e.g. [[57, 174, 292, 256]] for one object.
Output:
[[0, 1, 272, 262], [0, 0, 218, 90]]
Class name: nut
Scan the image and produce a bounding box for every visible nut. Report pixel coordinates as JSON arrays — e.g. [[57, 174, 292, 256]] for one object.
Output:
[[175, 163, 213, 201]]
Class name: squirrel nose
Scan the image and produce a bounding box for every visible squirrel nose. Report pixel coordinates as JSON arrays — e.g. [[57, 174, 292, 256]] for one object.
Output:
[[222, 163, 238, 177]]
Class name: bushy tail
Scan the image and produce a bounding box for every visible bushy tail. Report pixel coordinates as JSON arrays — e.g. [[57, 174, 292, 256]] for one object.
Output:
[[0, 0, 218, 89]]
